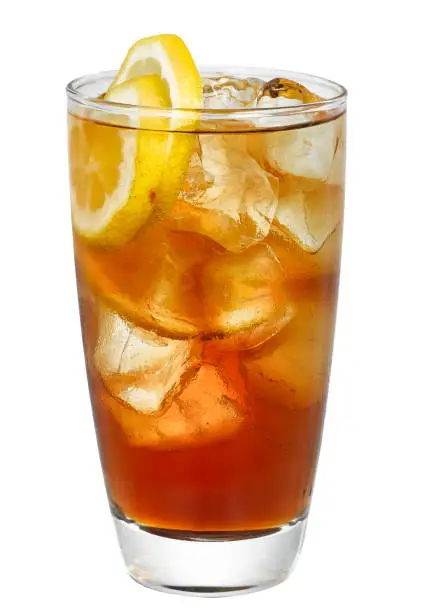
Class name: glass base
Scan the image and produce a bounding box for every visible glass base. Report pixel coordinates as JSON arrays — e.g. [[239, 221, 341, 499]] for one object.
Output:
[[113, 512, 308, 597]]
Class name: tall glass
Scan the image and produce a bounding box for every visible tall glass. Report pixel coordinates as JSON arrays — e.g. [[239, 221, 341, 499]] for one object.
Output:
[[67, 68, 346, 596]]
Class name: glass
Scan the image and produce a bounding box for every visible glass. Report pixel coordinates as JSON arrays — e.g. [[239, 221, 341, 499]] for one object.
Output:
[[67, 67, 346, 596]]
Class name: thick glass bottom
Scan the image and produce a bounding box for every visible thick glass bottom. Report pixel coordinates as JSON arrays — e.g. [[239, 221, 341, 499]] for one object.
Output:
[[113, 511, 308, 597]]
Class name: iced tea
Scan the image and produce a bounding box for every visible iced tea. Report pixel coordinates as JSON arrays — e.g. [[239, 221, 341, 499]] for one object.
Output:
[[72, 110, 344, 531], [67, 38, 346, 593]]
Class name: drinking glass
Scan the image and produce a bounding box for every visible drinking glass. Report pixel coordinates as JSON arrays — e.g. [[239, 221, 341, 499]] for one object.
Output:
[[67, 67, 346, 596]]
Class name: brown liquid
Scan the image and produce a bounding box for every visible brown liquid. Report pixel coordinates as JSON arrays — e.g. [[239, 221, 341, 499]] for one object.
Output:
[[73, 115, 344, 532]]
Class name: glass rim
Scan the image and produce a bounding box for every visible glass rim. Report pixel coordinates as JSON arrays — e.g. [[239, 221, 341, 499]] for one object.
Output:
[[66, 66, 347, 122]]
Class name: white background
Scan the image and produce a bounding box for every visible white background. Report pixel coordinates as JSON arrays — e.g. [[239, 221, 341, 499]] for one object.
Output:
[[1, 1, 443, 610]]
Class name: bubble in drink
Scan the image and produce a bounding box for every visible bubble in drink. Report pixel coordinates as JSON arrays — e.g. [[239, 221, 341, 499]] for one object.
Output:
[[168, 135, 278, 252], [201, 243, 293, 349], [95, 309, 191, 412], [203, 75, 265, 109]]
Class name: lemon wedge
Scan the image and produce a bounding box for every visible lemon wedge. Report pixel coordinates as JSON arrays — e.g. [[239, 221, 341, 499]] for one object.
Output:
[[69, 35, 202, 248], [69, 75, 170, 247], [111, 34, 203, 214], [111, 34, 202, 110]]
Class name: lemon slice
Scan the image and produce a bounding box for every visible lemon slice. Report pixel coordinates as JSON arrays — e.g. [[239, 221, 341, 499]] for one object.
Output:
[[69, 75, 170, 247], [70, 35, 202, 247], [111, 34, 203, 213], [111, 34, 202, 110]]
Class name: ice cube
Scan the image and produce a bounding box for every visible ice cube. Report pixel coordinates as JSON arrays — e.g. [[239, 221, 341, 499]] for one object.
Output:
[[203, 75, 265, 109], [266, 221, 343, 281], [254, 79, 345, 169], [94, 309, 190, 413], [243, 296, 336, 409], [102, 358, 246, 448], [156, 363, 245, 442], [167, 135, 278, 252], [145, 242, 203, 338], [274, 176, 344, 253], [257, 77, 323, 108], [246, 77, 326, 129], [178, 140, 211, 204], [326, 114, 346, 186], [253, 119, 339, 181], [75, 225, 216, 338], [201, 243, 293, 349]]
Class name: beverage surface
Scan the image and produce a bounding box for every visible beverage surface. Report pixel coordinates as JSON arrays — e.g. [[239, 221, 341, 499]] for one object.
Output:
[[69, 36, 345, 531]]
